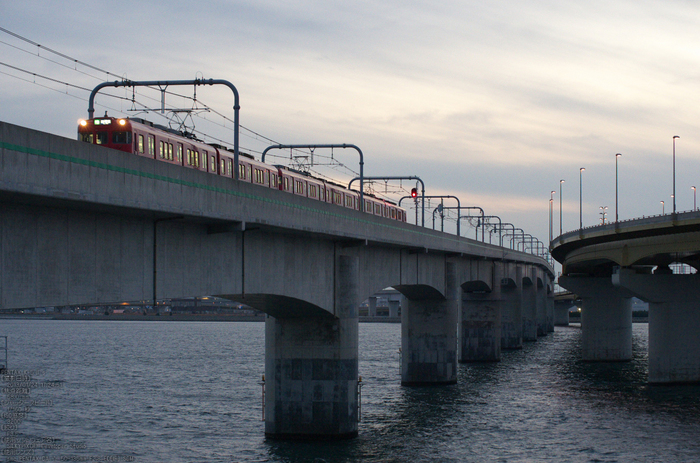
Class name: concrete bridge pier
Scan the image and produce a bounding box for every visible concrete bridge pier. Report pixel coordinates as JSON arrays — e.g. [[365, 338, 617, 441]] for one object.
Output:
[[615, 269, 700, 384], [558, 275, 633, 361], [400, 261, 459, 385], [521, 268, 538, 342], [460, 262, 502, 362], [536, 273, 547, 336], [546, 283, 555, 332], [264, 255, 359, 440], [500, 265, 522, 350], [553, 300, 571, 326]]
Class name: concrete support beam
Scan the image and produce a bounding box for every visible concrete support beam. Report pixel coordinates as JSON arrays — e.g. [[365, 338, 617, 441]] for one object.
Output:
[[559, 275, 633, 361], [401, 261, 458, 385], [264, 255, 359, 440], [521, 268, 537, 342], [615, 269, 700, 384], [461, 263, 502, 362]]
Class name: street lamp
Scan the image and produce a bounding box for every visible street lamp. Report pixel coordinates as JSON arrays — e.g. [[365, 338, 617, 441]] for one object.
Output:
[[661, 200, 665, 215], [599, 206, 608, 225], [673, 136, 680, 213], [615, 153, 621, 222], [559, 179, 564, 235], [692, 186, 697, 211], [579, 168, 585, 229], [549, 190, 555, 243]]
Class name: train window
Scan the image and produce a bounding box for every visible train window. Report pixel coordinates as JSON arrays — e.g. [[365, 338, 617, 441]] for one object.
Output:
[[239, 164, 246, 180], [374, 204, 381, 215], [159, 141, 165, 158], [283, 177, 289, 191], [207, 152, 215, 172], [271, 173, 278, 187], [220, 159, 226, 175], [334, 192, 342, 205], [177, 144, 183, 162], [113, 131, 131, 144], [391, 208, 396, 219], [148, 136, 155, 156], [80, 133, 93, 143], [309, 184, 316, 198], [96, 131, 108, 145], [255, 169, 264, 184], [295, 180, 303, 194], [195, 151, 200, 167], [228, 160, 233, 177], [168, 143, 173, 160], [138, 134, 144, 153]]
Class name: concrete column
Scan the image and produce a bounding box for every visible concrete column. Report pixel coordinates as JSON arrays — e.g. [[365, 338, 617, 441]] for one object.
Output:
[[264, 255, 359, 439], [500, 274, 522, 350], [401, 261, 458, 385], [536, 273, 547, 336], [615, 269, 700, 384], [546, 282, 555, 332], [461, 263, 502, 362], [521, 268, 537, 342], [553, 300, 571, 326], [559, 275, 633, 361], [368, 296, 378, 317], [388, 300, 400, 318]]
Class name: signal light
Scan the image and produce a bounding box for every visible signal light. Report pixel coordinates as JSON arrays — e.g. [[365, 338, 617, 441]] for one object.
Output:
[[410, 188, 418, 198]]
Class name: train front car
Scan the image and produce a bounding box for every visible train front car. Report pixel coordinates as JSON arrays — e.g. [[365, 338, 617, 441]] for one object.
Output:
[[78, 116, 134, 154], [78, 116, 219, 173]]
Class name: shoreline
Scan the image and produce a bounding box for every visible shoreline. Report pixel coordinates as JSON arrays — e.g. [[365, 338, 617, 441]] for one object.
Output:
[[0, 314, 403, 323]]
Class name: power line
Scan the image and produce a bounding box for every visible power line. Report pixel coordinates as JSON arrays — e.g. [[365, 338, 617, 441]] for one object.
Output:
[[0, 26, 121, 80]]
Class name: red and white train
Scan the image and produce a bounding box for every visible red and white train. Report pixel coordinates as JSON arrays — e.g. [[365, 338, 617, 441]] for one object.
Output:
[[78, 116, 407, 222]]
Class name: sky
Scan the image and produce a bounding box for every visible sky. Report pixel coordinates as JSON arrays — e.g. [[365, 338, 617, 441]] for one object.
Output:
[[3, 0, 700, 270]]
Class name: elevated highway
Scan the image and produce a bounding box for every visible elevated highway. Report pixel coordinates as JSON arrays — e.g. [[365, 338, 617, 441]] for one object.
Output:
[[551, 213, 700, 384]]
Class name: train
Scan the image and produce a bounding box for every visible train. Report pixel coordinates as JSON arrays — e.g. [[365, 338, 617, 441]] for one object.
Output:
[[77, 115, 407, 222]]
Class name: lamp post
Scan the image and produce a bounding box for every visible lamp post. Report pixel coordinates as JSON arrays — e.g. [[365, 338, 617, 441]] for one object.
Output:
[[693, 186, 697, 211], [549, 190, 555, 244], [599, 206, 608, 225], [559, 179, 564, 235], [579, 168, 585, 229], [615, 153, 621, 222], [673, 136, 679, 213], [661, 200, 665, 215]]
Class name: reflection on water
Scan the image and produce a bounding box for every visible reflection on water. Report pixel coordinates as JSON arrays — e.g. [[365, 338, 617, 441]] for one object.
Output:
[[2, 320, 700, 462]]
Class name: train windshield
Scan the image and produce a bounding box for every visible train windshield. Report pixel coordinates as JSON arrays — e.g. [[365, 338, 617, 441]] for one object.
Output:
[[95, 132, 108, 145]]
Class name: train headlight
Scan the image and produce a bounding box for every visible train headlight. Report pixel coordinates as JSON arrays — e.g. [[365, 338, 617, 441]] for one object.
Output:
[[118, 119, 126, 126], [79, 120, 87, 127]]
